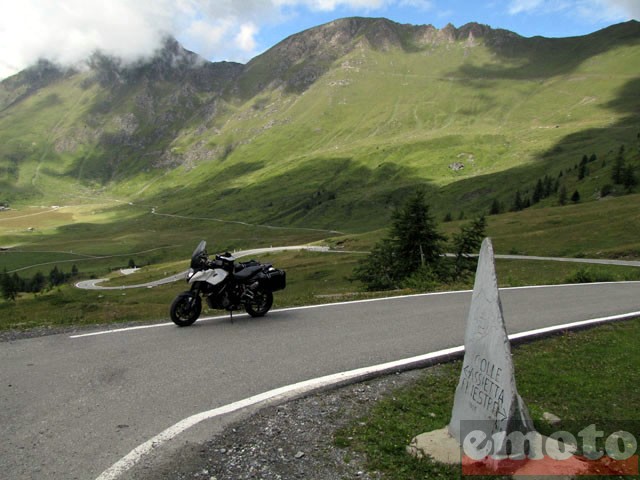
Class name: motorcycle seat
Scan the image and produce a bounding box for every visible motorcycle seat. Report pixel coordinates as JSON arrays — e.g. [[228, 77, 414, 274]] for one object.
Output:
[[233, 265, 263, 280]]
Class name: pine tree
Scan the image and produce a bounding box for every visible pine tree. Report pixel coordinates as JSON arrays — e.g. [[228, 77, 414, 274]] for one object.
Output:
[[612, 155, 625, 184], [1, 269, 18, 302], [558, 185, 568, 205], [571, 190, 581, 203], [390, 189, 445, 272], [543, 175, 554, 197], [622, 164, 637, 192], [351, 238, 400, 291], [49, 266, 65, 287], [30, 271, 46, 293], [532, 179, 544, 204], [489, 198, 502, 215], [452, 216, 487, 278], [12, 273, 23, 292], [578, 163, 588, 180], [353, 189, 446, 290], [512, 190, 524, 211]]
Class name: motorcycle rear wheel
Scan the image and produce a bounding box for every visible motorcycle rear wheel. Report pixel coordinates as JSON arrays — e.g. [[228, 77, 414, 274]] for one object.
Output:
[[170, 292, 202, 326], [245, 289, 273, 317]]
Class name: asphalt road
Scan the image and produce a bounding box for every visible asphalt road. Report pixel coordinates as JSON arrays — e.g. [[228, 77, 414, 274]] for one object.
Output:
[[1, 282, 640, 479]]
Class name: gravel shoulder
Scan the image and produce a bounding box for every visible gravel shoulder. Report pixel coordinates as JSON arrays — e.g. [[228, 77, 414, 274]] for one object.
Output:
[[130, 369, 429, 480]]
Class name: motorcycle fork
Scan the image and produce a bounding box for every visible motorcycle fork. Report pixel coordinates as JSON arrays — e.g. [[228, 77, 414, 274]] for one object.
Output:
[[188, 286, 202, 311]]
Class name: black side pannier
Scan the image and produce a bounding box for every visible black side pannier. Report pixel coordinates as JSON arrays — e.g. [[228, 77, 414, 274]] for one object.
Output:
[[258, 268, 286, 292]]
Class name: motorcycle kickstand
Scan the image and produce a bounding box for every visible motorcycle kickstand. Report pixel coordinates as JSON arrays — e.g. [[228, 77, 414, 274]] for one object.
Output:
[[229, 310, 234, 324]]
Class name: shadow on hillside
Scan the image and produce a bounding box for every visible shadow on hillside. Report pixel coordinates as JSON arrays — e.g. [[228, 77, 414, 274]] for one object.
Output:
[[453, 21, 639, 82], [438, 75, 640, 215], [441, 20, 639, 210], [140, 157, 441, 233], [111, 73, 639, 234]]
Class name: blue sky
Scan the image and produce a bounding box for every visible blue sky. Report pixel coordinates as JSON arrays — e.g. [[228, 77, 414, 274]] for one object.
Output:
[[1, 0, 639, 80]]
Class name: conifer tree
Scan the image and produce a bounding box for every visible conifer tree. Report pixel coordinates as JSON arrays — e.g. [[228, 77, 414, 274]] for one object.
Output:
[[532, 179, 544, 204], [390, 189, 445, 272], [353, 189, 446, 290], [558, 185, 568, 205], [571, 190, 581, 203], [452, 216, 487, 278], [489, 198, 502, 215], [623, 164, 637, 192], [512, 190, 524, 211], [1, 269, 18, 302], [612, 145, 626, 184]]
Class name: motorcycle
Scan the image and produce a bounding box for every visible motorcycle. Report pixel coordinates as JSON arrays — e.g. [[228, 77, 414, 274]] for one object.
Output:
[[169, 240, 286, 326]]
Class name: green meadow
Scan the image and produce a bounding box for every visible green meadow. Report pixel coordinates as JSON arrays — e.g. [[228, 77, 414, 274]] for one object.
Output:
[[1, 20, 639, 330]]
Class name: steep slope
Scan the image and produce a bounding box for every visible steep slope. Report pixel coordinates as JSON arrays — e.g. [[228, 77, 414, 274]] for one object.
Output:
[[143, 18, 640, 231], [0, 38, 242, 198], [0, 18, 639, 233]]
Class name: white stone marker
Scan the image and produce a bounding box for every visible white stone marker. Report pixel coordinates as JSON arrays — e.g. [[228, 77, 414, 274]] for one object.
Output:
[[448, 237, 535, 457]]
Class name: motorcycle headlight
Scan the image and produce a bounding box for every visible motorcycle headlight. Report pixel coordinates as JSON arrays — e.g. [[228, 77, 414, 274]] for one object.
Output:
[[186, 268, 195, 281]]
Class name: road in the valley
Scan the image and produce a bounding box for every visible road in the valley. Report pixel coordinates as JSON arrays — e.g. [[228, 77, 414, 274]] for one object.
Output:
[[75, 246, 640, 291], [1, 281, 639, 479], [74, 246, 338, 290]]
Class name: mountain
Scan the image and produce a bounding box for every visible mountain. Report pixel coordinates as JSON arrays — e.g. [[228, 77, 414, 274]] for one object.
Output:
[[1, 18, 639, 232]]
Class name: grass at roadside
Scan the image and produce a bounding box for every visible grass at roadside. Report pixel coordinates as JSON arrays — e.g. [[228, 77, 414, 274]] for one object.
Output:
[[334, 317, 640, 480]]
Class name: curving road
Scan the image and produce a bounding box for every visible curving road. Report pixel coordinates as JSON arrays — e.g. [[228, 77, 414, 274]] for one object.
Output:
[[75, 246, 640, 291], [74, 246, 340, 290], [1, 281, 639, 479]]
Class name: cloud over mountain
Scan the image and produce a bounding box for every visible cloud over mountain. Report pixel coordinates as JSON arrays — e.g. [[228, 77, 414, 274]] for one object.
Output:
[[0, 0, 272, 80], [509, 0, 640, 20], [1, 0, 638, 81]]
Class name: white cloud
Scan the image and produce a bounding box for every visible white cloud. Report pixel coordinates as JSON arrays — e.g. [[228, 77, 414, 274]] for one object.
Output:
[[2, 0, 636, 81], [235, 23, 259, 52], [591, 0, 640, 20], [273, 0, 387, 12], [508, 0, 544, 14], [0, 0, 172, 79], [399, 0, 434, 10], [0, 0, 276, 80], [0, 0, 434, 80], [508, 0, 639, 19]]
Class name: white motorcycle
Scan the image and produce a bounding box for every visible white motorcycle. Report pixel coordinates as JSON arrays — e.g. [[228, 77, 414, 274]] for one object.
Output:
[[169, 240, 286, 326]]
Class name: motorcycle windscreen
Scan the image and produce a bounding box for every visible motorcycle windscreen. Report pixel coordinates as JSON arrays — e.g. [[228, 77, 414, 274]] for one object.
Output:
[[191, 240, 207, 268]]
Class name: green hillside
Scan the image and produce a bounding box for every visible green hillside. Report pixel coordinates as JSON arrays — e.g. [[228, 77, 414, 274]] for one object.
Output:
[[1, 18, 639, 276], [126, 19, 640, 232]]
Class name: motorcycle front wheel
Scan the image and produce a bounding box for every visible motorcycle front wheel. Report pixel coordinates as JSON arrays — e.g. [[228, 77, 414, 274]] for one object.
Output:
[[245, 289, 273, 317], [170, 292, 202, 326]]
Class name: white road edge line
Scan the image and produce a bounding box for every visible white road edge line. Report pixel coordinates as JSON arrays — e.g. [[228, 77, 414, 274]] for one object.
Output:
[[95, 310, 640, 480], [72, 281, 640, 339]]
